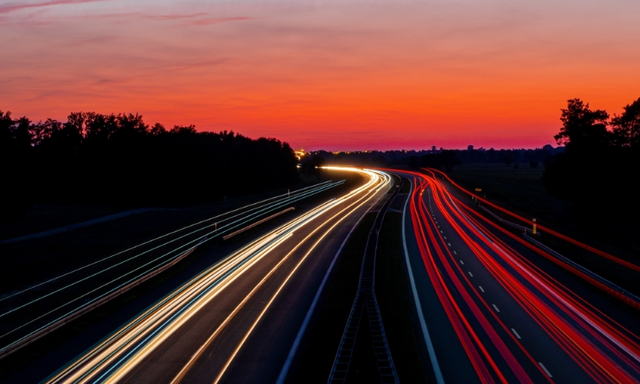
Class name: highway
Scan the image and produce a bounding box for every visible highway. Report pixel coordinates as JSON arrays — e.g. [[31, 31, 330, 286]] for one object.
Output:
[[394, 169, 640, 384], [0, 179, 345, 360], [42, 167, 392, 384]]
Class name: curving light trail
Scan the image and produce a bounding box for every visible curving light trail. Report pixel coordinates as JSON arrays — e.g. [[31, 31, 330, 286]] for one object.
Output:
[[400, 169, 640, 384], [45, 167, 392, 384], [0, 179, 345, 358]]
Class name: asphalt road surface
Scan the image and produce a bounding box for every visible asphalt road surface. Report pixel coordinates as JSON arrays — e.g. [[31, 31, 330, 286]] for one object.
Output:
[[393, 168, 640, 384], [42, 167, 392, 384]]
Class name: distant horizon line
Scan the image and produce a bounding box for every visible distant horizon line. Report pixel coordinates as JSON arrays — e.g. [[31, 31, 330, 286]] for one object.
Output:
[[300, 144, 561, 153]]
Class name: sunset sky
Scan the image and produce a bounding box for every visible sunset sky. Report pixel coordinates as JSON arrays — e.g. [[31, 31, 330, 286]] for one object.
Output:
[[2, 0, 639, 151]]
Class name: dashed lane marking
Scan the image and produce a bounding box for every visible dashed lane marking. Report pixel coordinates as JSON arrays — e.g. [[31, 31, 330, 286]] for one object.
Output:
[[539, 362, 553, 378]]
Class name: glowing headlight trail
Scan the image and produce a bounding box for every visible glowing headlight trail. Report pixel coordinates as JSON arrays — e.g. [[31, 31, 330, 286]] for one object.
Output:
[[2, 180, 338, 307], [49, 231, 293, 384], [48, 203, 335, 384], [0, 180, 346, 359], [46, 167, 391, 384], [169, 168, 391, 384], [209, 168, 391, 384]]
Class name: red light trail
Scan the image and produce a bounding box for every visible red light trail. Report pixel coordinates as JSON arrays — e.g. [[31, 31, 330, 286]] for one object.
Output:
[[398, 169, 640, 383]]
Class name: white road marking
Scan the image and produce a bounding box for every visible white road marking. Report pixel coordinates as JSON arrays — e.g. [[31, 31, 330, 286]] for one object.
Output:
[[492, 304, 500, 313], [401, 180, 445, 384], [511, 328, 521, 339], [538, 362, 553, 378], [468, 271, 473, 277], [478, 286, 484, 292], [453, 250, 457, 255], [447, 243, 451, 247], [443, 236, 447, 239], [459, 260, 464, 265]]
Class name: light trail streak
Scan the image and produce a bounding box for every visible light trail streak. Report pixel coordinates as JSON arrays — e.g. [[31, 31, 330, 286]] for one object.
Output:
[[436, 177, 638, 382], [45, 167, 391, 384], [0, 181, 336, 304], [426, 174, 640, 373], [211, 168, 391, 384], [427, 167, 640, 274], [396, 168, 640, 384], [0, 180, 345, 357]]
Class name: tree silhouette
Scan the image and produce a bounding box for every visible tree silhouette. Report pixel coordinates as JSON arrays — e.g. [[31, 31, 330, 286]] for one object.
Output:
[[0, 109, 300, 215], [420, 150, 460, 172], [0, 111, 34, 220], [543, 97, 640, 218], [611, 97, 640, 148], [554, 98, 610, 152], [301, 155, 325, 180]]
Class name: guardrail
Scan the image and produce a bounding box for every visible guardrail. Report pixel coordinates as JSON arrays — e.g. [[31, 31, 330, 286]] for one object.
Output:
[[0, 180, 345, 359], [329, 175, 400, 384], [523, 233, 640, 311], [476, 204, 640, 310], [222, 207, 295, 240], [479, 205, 537, 236]]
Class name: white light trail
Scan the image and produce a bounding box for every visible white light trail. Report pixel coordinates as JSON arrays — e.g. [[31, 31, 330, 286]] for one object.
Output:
[[46, 167, 391, 384]]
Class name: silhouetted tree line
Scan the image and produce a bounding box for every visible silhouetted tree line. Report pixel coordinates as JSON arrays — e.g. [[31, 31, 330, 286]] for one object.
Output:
[[452, 145, 563, 166], [300, 155, 326, 180], [542, 97, 640, 216], [306, 146, 561, 172], [306, 150, 390, 167], [0, 111, 298, 221], [415, 150, 461, 171]]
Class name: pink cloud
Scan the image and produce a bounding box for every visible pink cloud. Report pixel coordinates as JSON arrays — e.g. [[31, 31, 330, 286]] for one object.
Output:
[[0, 0, 113, 14], [189, 17, 251, 26], [146, 12, 207, 21], [55, 11, 250, 25]]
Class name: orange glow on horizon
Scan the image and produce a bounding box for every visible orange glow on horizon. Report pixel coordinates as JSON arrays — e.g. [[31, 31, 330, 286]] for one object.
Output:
[[2, 1, 639, 150]]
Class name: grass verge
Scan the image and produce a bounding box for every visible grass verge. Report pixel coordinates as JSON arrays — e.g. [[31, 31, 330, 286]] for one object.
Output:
[[377, 210, 432, 383], [285, 212, 376, 383]]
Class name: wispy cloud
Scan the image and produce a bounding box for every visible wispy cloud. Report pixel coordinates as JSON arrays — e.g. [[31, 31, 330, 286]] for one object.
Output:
[[54, 11, 250, 25], [62, 34, 118, 46], [0, 0, 113, 15], [145, 12, 206, 21], [189, 17, 251, 26]]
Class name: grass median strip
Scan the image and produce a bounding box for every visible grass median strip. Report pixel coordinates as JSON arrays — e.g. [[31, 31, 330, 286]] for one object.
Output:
[[376, 210, 433, 382], [285, 212, 375, 383]]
